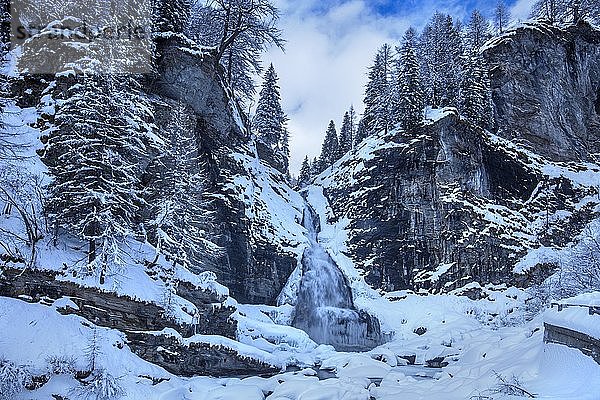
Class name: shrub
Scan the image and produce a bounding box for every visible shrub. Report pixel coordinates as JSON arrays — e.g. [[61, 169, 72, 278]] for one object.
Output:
[[46, 355, 77, 375], [69, 369, 125, 400], [0, 358, 31, 400]]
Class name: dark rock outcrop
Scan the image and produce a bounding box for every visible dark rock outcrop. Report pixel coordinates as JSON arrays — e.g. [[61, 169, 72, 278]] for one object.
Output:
[[319, 114, 530, 291], [318, 110, 598, 292], [485, 21, 600, 162], [0, 266, 280, 377], [127, 331, 280, 377]]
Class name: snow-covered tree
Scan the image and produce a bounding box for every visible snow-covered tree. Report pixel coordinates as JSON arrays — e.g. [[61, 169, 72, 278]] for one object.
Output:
[[0, 0, 9, 59], [338, 110, 353, 157], [395, 27, 425, 133], [348, 105, 357, 148], [253, 63, 289, 173], [297, 156, 311, 188], [532, 0, 600, 23], [153, 0, 191, 33], [467, 9, 492, 51], [279, 127, 291, 175], [70, 369, 125, 400], [363, 44, 394, 137], [145, 100, 222, 273], [188, 0, 284, 102], [531, 0, 572, 22], [310, 156, 321, 177], [253, 64, 285, 147], [43, 75, 155, 282], [318, 120, 339, 170], [0, 168, 46, 266], [353, 117, 367, 148], [495, 1, 511, 34], [0, 358, 31, 400], [460, 49, 494, 129], [419, 13, 463, 108]]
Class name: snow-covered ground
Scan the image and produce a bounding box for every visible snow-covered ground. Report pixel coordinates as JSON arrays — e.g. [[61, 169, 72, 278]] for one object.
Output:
[[3, 283, 600, 399]]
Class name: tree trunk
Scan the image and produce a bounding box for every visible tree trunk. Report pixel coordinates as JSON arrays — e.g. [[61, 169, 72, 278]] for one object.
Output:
[[88, 238, 96, 264]]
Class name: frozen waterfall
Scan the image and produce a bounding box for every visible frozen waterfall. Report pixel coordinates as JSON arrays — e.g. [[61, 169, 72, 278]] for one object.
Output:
[[293, 205, 383, 352]]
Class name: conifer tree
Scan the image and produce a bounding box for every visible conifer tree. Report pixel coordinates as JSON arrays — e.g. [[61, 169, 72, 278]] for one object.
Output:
[[153, 0, 191, 34], [460, 10, 494, 129], [253, 63, 289, 173], [297, 156, 311, 188], [146, 101, 221, 272], [318, 120, 339, 170], [354, 118, 367, 148], [279, 127, 290, 175], [495, 1, 511, 34], [460, 49, 494, 129], [310, 157, 321, 177], [44, 75, 155, 281], [338, 111, 353, 157], [396, 28, 425, 133], [467, 10, 492, 50], [363, 44, 394, 138], [419, 13, 463, 108], [348, 105, 357, 148]]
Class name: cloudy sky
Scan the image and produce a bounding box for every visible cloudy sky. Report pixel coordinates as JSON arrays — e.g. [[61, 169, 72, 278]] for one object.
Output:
[[261, 0, 535, 174]]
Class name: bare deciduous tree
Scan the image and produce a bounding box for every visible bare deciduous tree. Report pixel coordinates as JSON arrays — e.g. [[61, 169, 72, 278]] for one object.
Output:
[[188, 0, 284, 101]]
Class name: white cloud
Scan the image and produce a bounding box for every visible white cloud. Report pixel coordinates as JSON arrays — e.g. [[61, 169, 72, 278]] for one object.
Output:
[[510, 0, 535, 22], [262, 0, 519, 174]]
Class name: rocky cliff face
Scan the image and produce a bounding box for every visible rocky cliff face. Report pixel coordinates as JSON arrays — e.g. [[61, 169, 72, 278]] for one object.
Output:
[[315, 24, 600, 293], [485, 21, 600, 162], [151, 36, 306, 305]]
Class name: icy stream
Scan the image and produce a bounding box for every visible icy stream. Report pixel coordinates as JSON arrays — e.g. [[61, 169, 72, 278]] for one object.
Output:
[[292, 205, 383, 351]]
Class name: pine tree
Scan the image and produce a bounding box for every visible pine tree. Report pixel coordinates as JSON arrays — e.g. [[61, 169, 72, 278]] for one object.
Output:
[[318, 120, 339, 170], [43, 75, 154, 282], [495, 1, 511, 34], [253, 63, 289, 173], [461, 10, 494, 129], [419, 13, 464, 108], [363, 44, 394, 138], [338, 111, 353, 157], [396, 27, 425, 134], [297, 156, 311, 188], [153, 0, 191, 33], [310, 156, 321, 177], [460, 49, 494, 129], [279, 127, 290, 175], [348, 105, 357, 149], [354, 118, 367, 148], [467, 10, 492, 51], [145, 101, 222, 272]]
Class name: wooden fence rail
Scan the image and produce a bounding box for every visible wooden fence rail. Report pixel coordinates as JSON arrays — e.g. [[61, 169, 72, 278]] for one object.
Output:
[[544, 322, 600, 365]]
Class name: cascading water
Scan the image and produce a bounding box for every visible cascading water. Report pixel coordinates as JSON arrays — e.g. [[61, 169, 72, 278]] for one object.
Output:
[[293, 205, 383, 352]]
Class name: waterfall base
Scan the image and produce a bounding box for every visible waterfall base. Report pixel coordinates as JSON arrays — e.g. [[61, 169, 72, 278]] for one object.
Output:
[[292, 204, 384, 352], [294, 305, 383, 352]]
